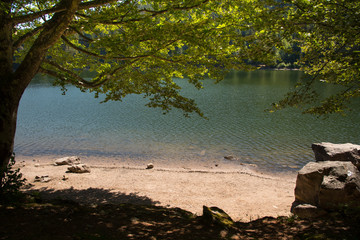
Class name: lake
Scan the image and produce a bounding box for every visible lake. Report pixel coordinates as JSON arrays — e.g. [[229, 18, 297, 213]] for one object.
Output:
[[15, 70, 360, 172]]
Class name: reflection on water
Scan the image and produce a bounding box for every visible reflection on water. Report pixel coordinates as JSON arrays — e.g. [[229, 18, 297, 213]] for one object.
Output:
[[15, 70, 360, 172]]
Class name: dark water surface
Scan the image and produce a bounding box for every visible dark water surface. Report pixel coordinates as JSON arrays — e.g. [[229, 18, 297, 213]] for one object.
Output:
[[15, 70, 360, 172]]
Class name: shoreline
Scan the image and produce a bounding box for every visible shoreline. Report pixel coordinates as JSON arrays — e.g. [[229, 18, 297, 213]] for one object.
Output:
[[16, 155, 297, 222], [15, 153, 300, 174]]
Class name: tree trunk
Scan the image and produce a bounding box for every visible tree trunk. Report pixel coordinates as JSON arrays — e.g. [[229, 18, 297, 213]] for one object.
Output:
[[0, 1, 16, 183], [0, 0, 81, 183], [0, 86, 20, 180]]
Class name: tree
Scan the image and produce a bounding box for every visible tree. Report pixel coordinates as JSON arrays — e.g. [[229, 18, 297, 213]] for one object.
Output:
[[268, 0, 360, 115], [0, 0, 277, 180]]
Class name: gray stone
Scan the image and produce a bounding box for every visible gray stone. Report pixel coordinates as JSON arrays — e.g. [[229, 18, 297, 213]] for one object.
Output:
[[55, 156, 81, 166], [291, 203, 327, 219], [312, 142, 360, 169], [67, 164, 91, 173], [294, 161, 360, 211]]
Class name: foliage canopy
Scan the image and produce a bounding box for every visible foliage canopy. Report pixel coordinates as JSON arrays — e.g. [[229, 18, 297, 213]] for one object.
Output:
[[6, 0, 358, 116], [8, 0, 279, 117], [268, 0, 360, 115]]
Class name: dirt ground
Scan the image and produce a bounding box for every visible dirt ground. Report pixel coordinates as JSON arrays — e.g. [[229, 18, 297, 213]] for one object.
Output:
[[0, 199, 358, 240], [16, 157, 296, 222]]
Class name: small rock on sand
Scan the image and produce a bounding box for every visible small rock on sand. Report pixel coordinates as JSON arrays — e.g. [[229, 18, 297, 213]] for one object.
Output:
[[34, 175, 52, 183], [146, 163, 154, 169], [67, 164, 91, 173], [55, 156, 81, 166]]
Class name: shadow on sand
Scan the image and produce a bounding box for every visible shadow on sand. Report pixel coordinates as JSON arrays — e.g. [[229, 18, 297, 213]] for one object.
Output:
[[0, 188, 359, 239], [28, 187, 160, 206]]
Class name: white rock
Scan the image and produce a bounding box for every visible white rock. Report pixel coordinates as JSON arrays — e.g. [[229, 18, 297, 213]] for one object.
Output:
[[55, 156, 81, 166], [292, 203, 327, 219]]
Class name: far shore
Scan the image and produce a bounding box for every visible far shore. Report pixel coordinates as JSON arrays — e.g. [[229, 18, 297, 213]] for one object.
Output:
[[16, 155, 297, 222]]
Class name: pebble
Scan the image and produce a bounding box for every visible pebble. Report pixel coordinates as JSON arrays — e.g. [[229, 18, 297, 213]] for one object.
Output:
[[224, 155, 235, 160], [146, 163, 154, 169]]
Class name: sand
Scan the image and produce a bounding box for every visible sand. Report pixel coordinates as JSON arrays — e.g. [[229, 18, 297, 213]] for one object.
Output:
[[17, 156, 297, 222]]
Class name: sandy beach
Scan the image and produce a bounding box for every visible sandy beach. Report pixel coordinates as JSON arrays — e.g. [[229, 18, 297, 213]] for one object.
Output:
[[17, 155, 297, 222]]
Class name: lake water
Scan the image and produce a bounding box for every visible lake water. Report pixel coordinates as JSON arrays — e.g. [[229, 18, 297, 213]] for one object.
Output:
[[15, 70, 360, 172]]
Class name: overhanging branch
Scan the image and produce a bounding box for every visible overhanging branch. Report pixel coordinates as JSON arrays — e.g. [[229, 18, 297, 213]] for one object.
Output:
[[38, 66, 68, 83], [140, 0, 210, 13], [40, 59, 107, 89], [43, 59, 86, 83], [41, 58, 139, 89], [61, 35, 177, 62], [13, 26, 44, 51], [12, 0, 118, 25], [74, 0, 210, 25], [61, 35, 150, 60], [39, 64, 104, 89]]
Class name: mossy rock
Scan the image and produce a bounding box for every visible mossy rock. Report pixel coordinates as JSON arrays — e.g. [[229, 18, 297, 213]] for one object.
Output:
[[202, 205, 234, 228]]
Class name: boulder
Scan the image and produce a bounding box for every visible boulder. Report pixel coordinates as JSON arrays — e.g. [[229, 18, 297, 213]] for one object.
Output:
[[294, 161, 360, 212], [67, 164, 91, 173], [312, 142, 360, 169], [55, 156, 81, 166]]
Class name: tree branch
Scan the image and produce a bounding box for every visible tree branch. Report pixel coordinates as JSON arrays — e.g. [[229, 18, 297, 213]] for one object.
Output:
[[153, 55, 180, 63], [12, 0, 118, 25], [62, 35, 183, 64], [74, 0, 210, 25], [43, 59, 86, 83], [39, 64, 103, 88], [38, 66, 69, 84], [40, 58, 138, 89], [13, 26, 44, 50], [68, 26, 94, 42], [141, 0, 210, 13], [61, 35, 144, 60], [12, 5, 66, 25]]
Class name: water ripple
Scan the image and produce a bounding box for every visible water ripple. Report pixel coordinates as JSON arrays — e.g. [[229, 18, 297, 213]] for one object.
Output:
[[15, 71, 360, 172]]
